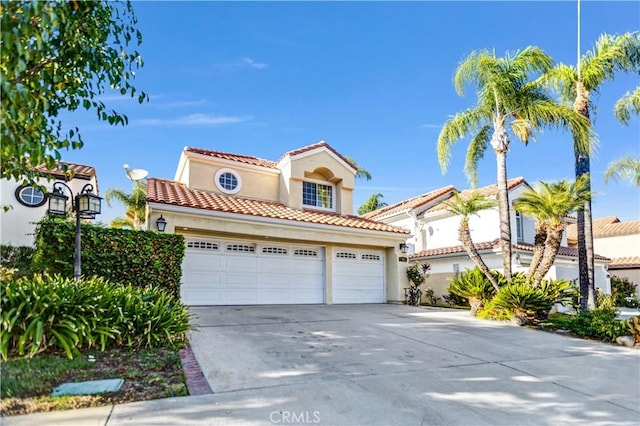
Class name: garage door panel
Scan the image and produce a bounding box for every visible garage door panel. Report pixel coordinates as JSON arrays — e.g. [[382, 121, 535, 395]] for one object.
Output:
[[182, 239, 324, 305], [333, 249, 384, 304]]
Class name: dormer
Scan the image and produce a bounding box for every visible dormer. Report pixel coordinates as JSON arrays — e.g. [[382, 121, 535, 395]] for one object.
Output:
[[277, 141, 356, 215], [173, 141, 357, 215]]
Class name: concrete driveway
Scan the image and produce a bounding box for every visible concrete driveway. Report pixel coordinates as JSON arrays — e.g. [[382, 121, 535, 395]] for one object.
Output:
[[187, 304, 640, 426]]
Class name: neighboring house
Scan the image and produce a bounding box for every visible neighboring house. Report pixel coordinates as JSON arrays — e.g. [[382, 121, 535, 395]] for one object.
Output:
[[146, 141, 410, 306], [0, 162, 98, 247], [365, 177, 611, 299], [567, 216, 640, 297]]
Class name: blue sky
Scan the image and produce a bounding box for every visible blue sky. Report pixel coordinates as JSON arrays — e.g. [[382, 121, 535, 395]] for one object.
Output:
[[60, 1, 640, 225]]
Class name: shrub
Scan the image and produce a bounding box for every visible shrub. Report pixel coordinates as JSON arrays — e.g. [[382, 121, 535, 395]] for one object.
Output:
[[0, 245, 34, 278], [625, 316, 640, 344], [1, 274, 191, 360], [491, 283, 553, 325], [406, 262, 431, 287], [447, 267, 497, 314], [31, 218, 185, 297], [611, 276, 640, 308], [443, 291, 469, 307], [422, 287, 441, 305]]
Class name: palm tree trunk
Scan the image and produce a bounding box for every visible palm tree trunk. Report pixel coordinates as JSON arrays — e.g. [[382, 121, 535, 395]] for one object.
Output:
[[458, 219, 501, 292], [533, 226, 564, 286], [526, 222, 547, 284], [573, 81, 596, 310], [492, 134, 513, 280]]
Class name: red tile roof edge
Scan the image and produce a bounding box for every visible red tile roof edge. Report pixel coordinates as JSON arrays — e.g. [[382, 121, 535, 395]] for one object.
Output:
[[185, 141, 356, 172], [147, 178, 410, 235], [33, 161, 96, 179], [362, 185, 456, 219], [410, 238, 610, 261]]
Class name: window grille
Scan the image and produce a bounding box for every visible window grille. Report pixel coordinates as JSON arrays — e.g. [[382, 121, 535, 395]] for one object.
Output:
[[226, 244, 255, 253], [187, 241, 219, 250], [336, 252, 357, 259]]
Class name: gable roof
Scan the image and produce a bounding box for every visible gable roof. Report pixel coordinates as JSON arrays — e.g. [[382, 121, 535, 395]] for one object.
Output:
[[410, 238, 610, 261], [566, 216, 640, 245], [362, 185, 456, 220], [184, 141, 356, 172], [425, 177, 528, 214], [147, 178, 409, 235]]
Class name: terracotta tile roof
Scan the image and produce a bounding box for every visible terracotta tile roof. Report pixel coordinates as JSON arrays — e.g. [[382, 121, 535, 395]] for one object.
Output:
[[362, 186, 456, 219], [185, 141, 356, 172], [425, 177, 528, 213], [279, 141, 357, 172], [410, 238, 609, 261], [147, 178, 410, 235], [186, 147, 277, 168], [566, 216, 620, 244], [33, 161, 96, 180], [594, 220, 640, 238], [609, 256, 640, 269]]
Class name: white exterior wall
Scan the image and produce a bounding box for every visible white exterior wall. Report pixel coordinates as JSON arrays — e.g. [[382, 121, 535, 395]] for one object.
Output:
[[1, 176, 98, 247], [594, 234, 640, 259]]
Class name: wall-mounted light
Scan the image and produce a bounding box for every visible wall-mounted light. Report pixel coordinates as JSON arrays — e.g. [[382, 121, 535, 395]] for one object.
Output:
[[156, 215, 167, 232], [399, 243, 408, 254]]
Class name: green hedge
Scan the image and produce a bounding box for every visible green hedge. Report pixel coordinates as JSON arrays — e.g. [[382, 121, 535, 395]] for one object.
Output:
[[0, 245, 35, 278], [1, 274, 190, 359], [31, 219, 185, 297]]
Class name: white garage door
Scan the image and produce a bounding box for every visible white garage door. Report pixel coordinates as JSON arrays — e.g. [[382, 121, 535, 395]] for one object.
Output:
[[332, 249, 385, 304], [182, 238, 324, 305]]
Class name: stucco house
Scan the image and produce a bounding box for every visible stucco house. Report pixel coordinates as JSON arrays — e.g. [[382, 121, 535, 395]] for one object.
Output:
[[365, 177, 611, 299], [145, 141, 410, 306], [567, 216, 640, 297], [0, 162, 98, 247]]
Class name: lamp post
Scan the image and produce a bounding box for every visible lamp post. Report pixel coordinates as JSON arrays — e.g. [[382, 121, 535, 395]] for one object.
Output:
[[48, 182, 102, 279]]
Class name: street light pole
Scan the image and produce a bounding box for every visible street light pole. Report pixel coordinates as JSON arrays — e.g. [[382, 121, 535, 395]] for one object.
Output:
[[47, 182, 102, 279]]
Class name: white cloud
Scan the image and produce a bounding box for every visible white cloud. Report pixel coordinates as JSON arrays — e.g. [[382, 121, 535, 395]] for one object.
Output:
[[150, 99, 208, 109], [135, 113, 253, 127], [241, 57, 268, 69], [420, 123, 441, 129]]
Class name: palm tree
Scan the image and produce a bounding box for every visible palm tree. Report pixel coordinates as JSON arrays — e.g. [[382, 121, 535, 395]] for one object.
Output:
[[514, 176, 591, 287], [614, 87, 640, 125], [438, 46, 590, 280], [105, 181, 146, 230], [345, 156, 372, 181], [358, 193, 388, 215], [544, 31, 640, 309], [604, 156, 640, 187], [444, 191, 500, 291]]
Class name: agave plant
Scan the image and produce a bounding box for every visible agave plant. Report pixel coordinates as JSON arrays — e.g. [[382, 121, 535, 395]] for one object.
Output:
[[447, 267, 497, 315]]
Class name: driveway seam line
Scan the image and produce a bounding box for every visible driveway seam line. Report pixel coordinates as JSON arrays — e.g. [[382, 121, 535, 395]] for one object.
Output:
[[103, 404, 115, 426]]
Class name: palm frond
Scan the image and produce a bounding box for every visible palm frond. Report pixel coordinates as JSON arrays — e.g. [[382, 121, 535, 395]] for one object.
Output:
[[604, 156, 640, 186], [444, 191, 498, 218], [582, 32, 640, 92], [437, 108, 487, 173], [463, 125, 491, 187], [614, 87, 640, 125]]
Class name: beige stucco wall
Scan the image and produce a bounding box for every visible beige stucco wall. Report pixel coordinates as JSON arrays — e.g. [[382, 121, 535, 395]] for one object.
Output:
[[285, 150, 355, 215], [187, 159, 280, 201]]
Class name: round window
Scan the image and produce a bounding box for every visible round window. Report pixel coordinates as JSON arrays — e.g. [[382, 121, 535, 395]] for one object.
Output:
[[15, 185, 47, 207], [214, 168, 242, 194]]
